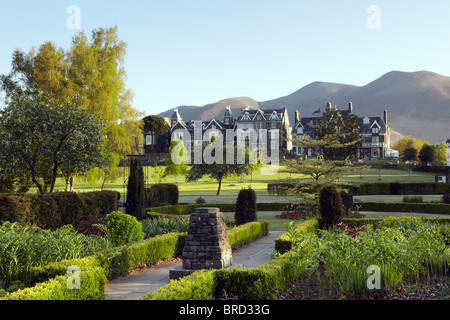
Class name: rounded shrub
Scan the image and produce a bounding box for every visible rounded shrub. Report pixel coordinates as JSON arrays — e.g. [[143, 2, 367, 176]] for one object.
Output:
[[234, 187, 257, 226], [319, 184, 343, 228], [442, 193, 450, 204], [104, 211, 144, 246]]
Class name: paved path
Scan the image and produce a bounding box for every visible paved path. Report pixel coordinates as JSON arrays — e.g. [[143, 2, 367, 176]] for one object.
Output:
[[104, 231, 284, 300]]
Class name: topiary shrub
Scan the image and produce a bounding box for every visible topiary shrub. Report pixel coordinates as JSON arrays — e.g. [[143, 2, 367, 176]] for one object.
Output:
[[104, 211, 144, 246], [319, 184, 343, 229], [442, 193, 450, 204], [234, 187, 257, 226]]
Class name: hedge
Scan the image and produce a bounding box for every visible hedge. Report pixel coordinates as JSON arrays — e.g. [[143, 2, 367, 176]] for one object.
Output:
[[139, 237, 306, 300], [148, 202, 290, 215], [355, 202, 450, 215], [0, 191, 119, 230], [1, 220, 271, 299], [268, 182, 450, 196], [274, 219, 319, 254], [1, 254, 108, 300], [145, 184, 179, 207]]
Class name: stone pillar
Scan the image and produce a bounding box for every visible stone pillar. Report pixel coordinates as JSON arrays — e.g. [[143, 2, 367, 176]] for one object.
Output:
[[170, 207, 232, 279]]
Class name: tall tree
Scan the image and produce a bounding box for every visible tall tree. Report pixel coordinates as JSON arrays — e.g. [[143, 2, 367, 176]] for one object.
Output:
[[309, 105, 362, 160], [186, 140, 260, 196], [418, 144, 435, 165], [0, 25, 144, 190], [0, 98, 107, 194], [125, 157, 146, 219]]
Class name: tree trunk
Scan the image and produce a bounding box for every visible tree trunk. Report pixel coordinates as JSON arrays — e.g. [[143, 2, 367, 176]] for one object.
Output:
[[216, 178, 222, 196]]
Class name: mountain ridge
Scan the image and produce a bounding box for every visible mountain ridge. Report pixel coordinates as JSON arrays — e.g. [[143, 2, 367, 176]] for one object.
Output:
[[158, 70, 450, 144]]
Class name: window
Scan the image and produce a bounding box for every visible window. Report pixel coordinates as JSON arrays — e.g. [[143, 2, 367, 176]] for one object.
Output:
[[363, 117, 369, 124], [297, 127, 303, 134], [146, 134, 153, 146], [257, 114, 261, 120], [224, 118, 229, 125], [271, 122, 276, 128], [372, 127, 379, 134]]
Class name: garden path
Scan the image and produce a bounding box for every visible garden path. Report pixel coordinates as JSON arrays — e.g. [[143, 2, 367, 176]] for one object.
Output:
[[104, 230, 284, 300]]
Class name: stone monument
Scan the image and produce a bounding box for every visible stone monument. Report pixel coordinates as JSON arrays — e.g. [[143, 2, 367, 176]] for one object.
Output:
[[169, 207, 232, 279]]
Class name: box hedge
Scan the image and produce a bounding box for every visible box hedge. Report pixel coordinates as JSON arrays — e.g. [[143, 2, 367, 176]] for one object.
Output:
[[274, 219, 319, 254], [145, 184, 179, 207], [0, 191, 119, 230], [355, 202, 450, 215]]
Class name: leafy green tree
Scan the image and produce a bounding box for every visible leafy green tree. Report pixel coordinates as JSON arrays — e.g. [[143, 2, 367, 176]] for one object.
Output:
[[418, 144, 435, 165], [309, 105, 362, 160], [163, 140, 188, 183], [402, 144, 418, 162], [0, 25, 144, 190], [0, 98, 107, 194], [186, 141, 260, 196]]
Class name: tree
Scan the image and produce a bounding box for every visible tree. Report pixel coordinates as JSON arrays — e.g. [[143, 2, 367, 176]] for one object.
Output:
[[0, 25, 144, 190], [0, 98, 107, 194], [418, 144, 435, 165], [282, 158, 365, 214], [432, 142, 447, 166], [394, 136, 427, 160], [186, 140, 260, 196], [309, 105, 362, 160], [402, 145, 418, 162], [125, 157, 146, 219], [163, 140, 188, 183]]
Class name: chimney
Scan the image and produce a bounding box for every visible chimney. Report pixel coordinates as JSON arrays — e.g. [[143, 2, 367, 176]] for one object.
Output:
[[349, 102, 353, 113], [295, 110, 300, 123], [384, 109, 388, 126], [326, 102, 332, 111]]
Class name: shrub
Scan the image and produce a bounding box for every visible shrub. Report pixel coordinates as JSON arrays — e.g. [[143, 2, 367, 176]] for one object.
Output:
[[234, 187, 257, 226], [195, 196, 206, 204], [125, 157, 146, 219], [104, 211, 144, 246], [442, 193, 450, 204], [146, 183, 179, 207], [141, 215, 189, 238], [275, 219, 319, 254], [402, 195, 423, 203], [319, 184, 343, 228]]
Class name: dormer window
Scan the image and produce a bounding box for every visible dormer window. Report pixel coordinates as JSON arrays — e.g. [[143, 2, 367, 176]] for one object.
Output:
[[372, 127, 379, 134], [363, 117, 370, 124]]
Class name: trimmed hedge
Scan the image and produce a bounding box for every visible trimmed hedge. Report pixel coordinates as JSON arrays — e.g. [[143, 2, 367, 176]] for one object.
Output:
[[0, 191, 119, 230], [227, 220, 269, 250], [145, 184, 179, 207], [355, 202, 450, 215], [1, 254, 108, 300], [274, 219, 319, 254], [140, 227, 309, 300], [0, 219, 271, 300], [269, 182, 450, 196], [148, 202, 289, 215]]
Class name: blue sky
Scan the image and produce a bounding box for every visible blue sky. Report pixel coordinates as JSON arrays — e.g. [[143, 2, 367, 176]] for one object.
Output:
[[1, 0, 450, 116]]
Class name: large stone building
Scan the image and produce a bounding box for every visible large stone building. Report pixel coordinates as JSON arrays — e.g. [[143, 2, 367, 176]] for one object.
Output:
[[167, 106, 291, 155], [292, 102, 395, 160]]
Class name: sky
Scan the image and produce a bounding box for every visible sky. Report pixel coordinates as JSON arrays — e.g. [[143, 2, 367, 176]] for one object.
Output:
[[1, 0, 450, 116]]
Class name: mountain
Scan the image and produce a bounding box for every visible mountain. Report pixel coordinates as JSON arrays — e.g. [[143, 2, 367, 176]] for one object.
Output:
[[158, 70, 450, 144]]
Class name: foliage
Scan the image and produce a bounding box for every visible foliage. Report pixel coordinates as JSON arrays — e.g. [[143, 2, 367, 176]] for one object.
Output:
[[163, 139, 188, 183], [305, 105, 362, 160], [402, 195, 423, 203], [234, 187, 257, 226], [125, 157, 146, 219], [393, 136, 427, 160], [145, 183, 179, 207], [0, 26, 145, 188], [104, 211, 144, 246], [443, 193, 450, 204], [286, 218, 449, 296], [277, 210, 313, 221], [319, 184, 343, 228], [0, 98, 108, 194], [195, 196, 206, 204], [141, 215, 189, 239], [0, 190, 119, 230], [186, 140, 261, 196], [418, 144, 435, 165]]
